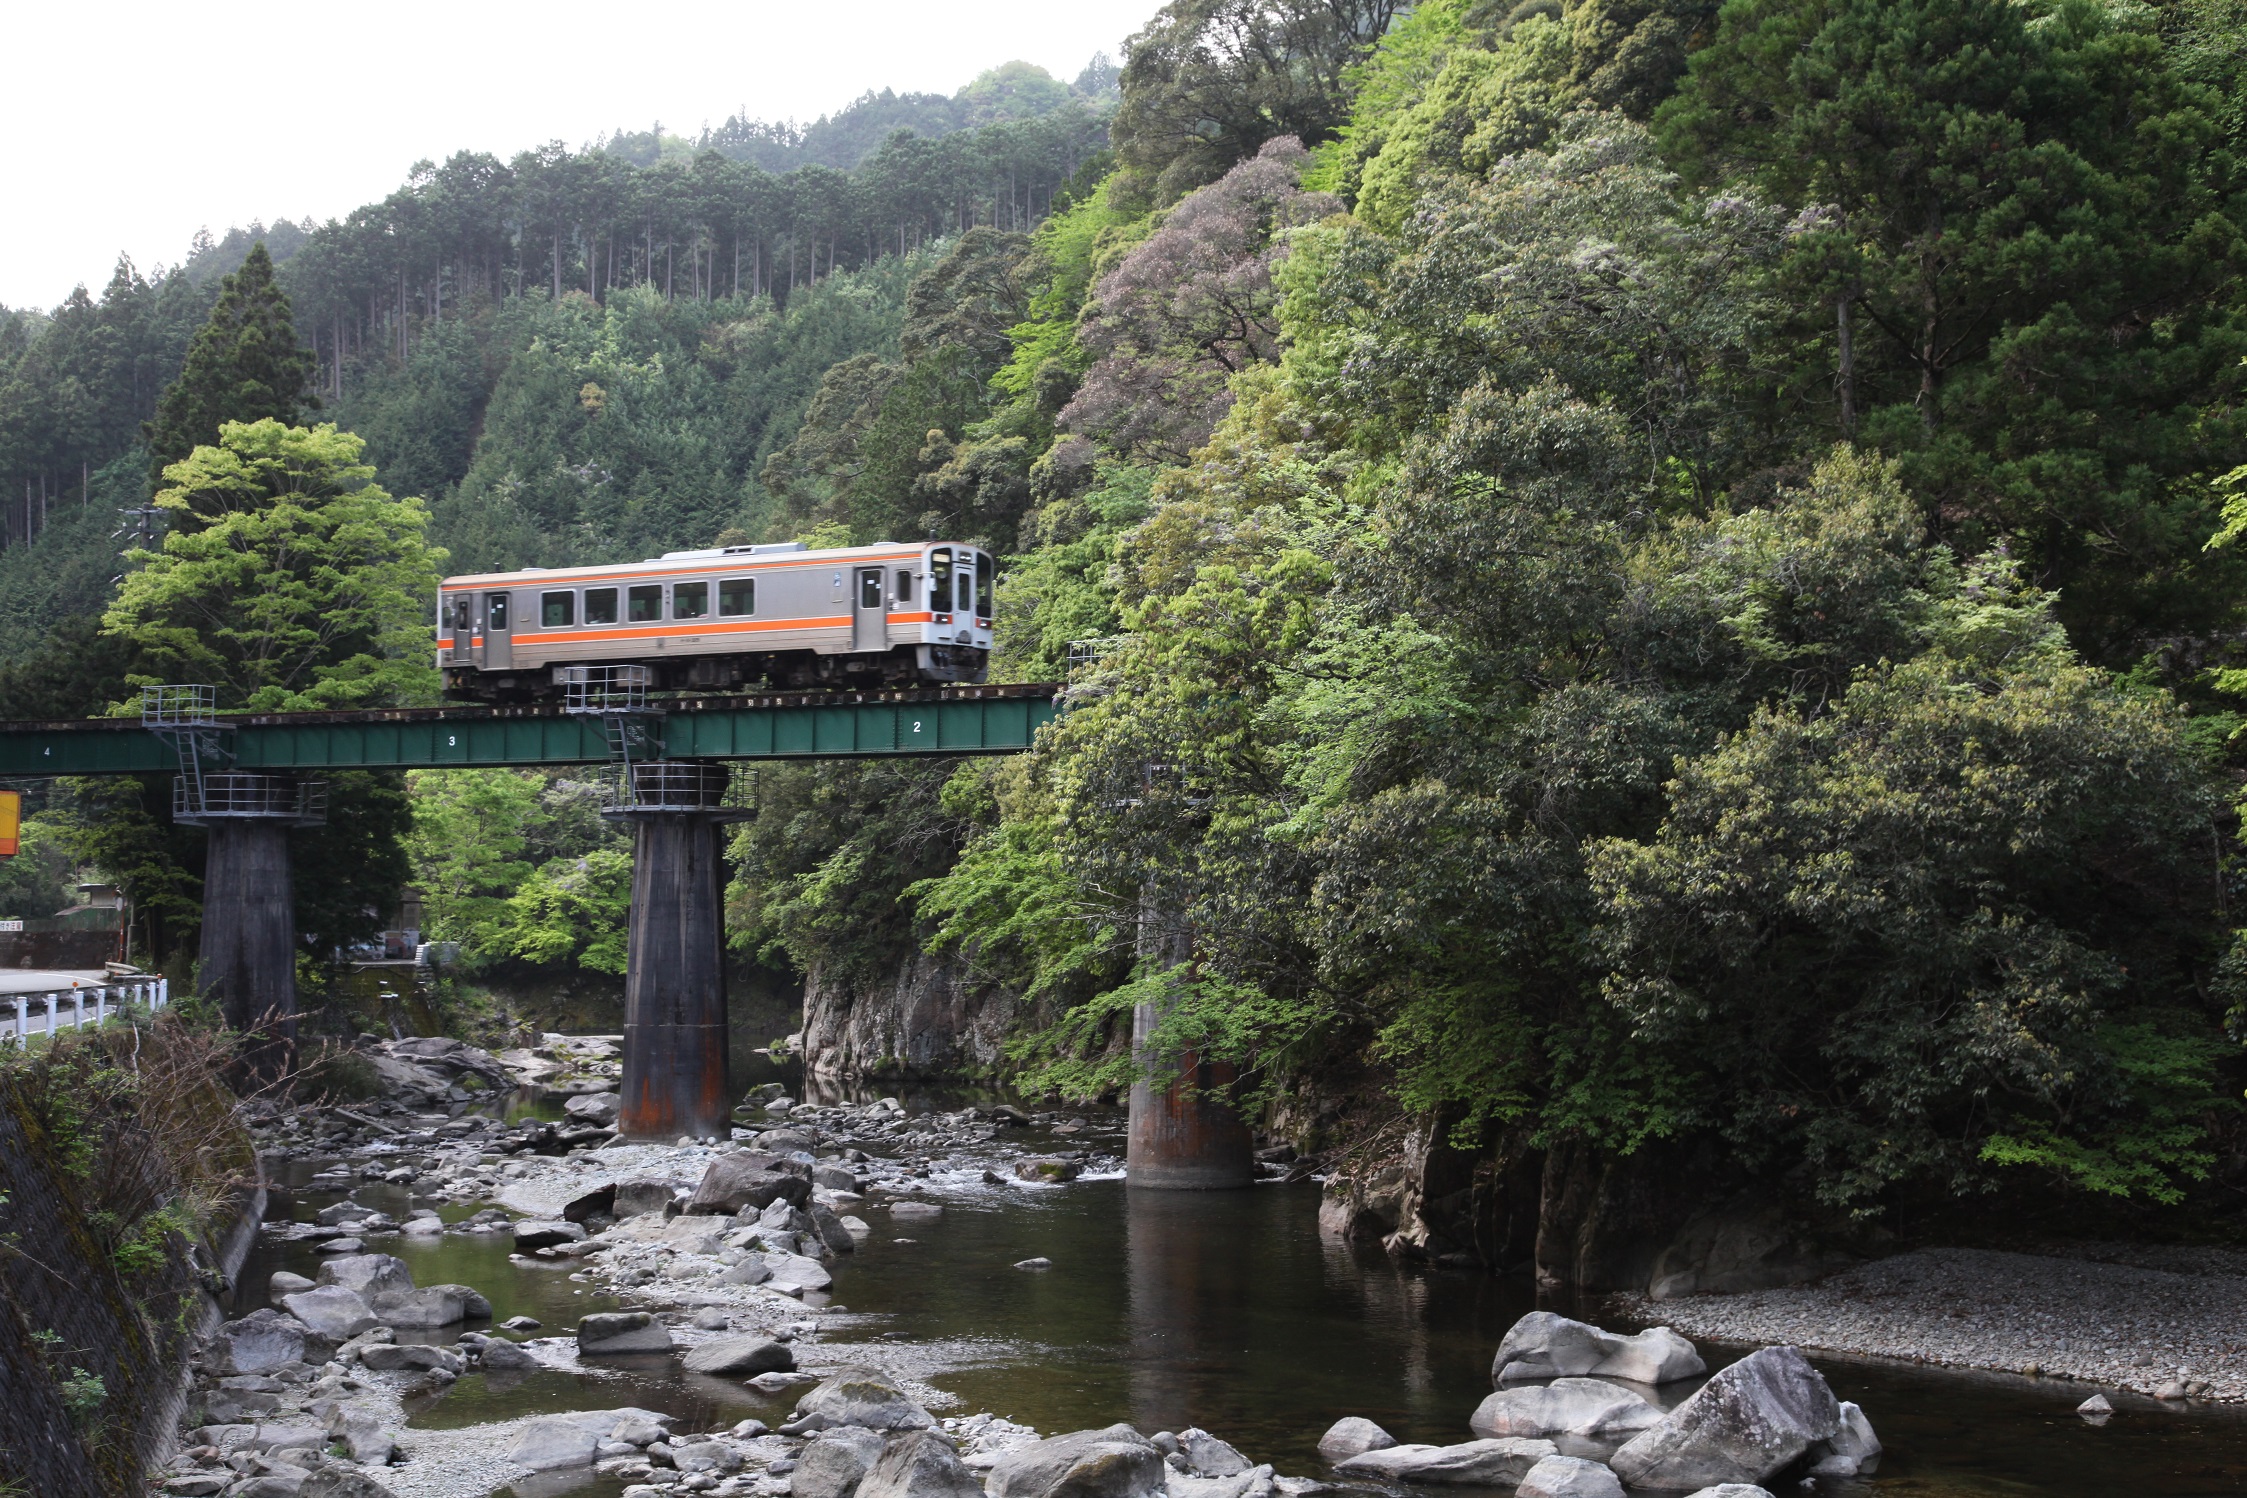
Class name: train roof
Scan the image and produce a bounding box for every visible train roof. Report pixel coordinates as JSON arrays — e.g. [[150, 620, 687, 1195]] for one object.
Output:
[[441, 539, 983, 589]]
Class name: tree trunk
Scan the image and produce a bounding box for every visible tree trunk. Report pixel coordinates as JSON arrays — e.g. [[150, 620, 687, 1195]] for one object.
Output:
[[1836, 290, 1856, 437]]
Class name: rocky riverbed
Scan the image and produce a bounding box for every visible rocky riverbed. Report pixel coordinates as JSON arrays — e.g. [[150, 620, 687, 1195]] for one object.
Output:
[[1614, 1243, 2247, 1406], [158, 1033, 1148, 1498], [148, 1032, 2243, 1498]]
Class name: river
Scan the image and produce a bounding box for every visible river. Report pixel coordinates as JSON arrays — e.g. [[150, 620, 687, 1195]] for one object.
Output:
[[234, 1104, 2247, 1498]]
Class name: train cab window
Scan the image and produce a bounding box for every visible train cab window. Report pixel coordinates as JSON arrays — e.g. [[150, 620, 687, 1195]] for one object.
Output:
[[541, 591, 575, 628], [487, 593, 509, 631], [673, 581, 708, 619], [719, 577, 755, 616], [955, 566, 973, 613], [929, 548, 952, 613], [450, 597, 472, 630], [895, 569, 913, 604], [860, 570, 884, 609], [585, 587, 619, 625], [628, 585, 662, 622], [976, 553, 993, 616]]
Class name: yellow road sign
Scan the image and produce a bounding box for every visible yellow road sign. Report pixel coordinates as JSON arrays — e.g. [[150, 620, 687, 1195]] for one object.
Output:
[[0, 790, 17, 857]]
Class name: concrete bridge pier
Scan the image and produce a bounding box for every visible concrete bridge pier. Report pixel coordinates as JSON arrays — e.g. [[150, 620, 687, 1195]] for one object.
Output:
[[187, 773, 326, 1072], [200, 819, 297, 1040], [1125, 914, 1255, 1190], [613, 763, 738, 1142]]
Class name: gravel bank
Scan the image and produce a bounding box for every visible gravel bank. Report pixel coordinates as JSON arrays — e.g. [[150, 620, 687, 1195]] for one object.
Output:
[[1615, 1244, 2247, 1403]]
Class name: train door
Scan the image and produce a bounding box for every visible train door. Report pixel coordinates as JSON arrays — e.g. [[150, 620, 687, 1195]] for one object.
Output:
[[852, 567, 887, 651], [449, 595, 474, 664], [484, 590, 513, 669]]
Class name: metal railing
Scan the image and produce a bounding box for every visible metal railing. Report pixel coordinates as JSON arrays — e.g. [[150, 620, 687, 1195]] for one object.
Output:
[[0, 977, 170, 1047], [143, 684, 234, 816], [618, 760, 732, 811], [172, 773, 328, 825], [559, 664, 655, 715], [139, 684, 218, 727]]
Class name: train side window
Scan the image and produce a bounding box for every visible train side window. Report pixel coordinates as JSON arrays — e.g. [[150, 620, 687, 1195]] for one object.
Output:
[[859, 570, 883, 609], [541, 591, 575, 628], [929, 548, 952, 612], [628, 585, 662, 622], [895, 569, 912, 604], [488, 593, 509, 631], [450, 597, 472, 629], [719, 577, 755, 616], [673, 581, 709, 619], [976, 552, 993, 616], [585, 587, 619, 625]]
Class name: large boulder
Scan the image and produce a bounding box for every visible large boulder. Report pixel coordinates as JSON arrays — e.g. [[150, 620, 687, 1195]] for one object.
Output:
[[478, 1338, 538, 1371], [326, 1409, 398, 1466], [1333, 1440, 1558, 1485], [794, 1368, 935, 1431], [513, 1219, 586, 1250], [1175, 1430, 1251, 1478], [214, 1309, 309, 1374], [577, 1311, 675, 1355], [1681, 1489, 1775, 1498], [507, 1415, 600, 1471], [687, 1151, 812, 1215], [1646, 1198, 1855, 1301], [1593, 1326, 1704, 1385], [793, 1428, 890, 1498], [1609, 1347, 1840, 1491], [1470, 1378, 1662, 1440], [858, 1430, 988, 1498], [614, 1178, 678, 1219], [1317, 1418, 1396, 1462], [368, 1287, 465, 1329], [683, 1335, 796, 1376], [315, 1254, 414, 1300], [302, 1470, 400, 1498], [1806, 1401, 1880, 1477], [1516, 1456, 1624, 1498], [424, 1283, 493, 1319], [987, 1424, 1165, 1498], [767, 1252, 835, 1296], [359, 1343, 459, 1373], [810, 1202, 859, 1255], [280, 1287, 377, 1342], [1492, 1313, 1705, 1385], [673, 1440, 747, 1475], [564, 1091, 621, 1125]]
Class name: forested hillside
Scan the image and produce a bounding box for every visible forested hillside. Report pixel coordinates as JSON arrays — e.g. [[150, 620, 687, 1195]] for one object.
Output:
[[7, 0, 2247, 1240]]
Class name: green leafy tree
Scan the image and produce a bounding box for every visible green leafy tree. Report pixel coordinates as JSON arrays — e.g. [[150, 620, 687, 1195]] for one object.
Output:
[[104, 420, 443, 711], [143, 243, 317, 487], [1590, 554, 2230, 1208], [1113, 0, 1407, 201], [1656, 0, 2247, 659], [502, 849, 633, 974]]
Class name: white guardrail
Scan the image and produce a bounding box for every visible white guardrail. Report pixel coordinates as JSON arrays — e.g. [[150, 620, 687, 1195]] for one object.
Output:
[[0, 977, 170, 1045]]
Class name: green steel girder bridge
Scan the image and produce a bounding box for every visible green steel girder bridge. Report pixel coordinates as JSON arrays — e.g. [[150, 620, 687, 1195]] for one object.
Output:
[[0, 682, 1060, 777], [0, 681, 1066, 1143]]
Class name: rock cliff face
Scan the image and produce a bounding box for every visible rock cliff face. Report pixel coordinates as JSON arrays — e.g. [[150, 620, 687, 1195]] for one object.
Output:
[[1319, 1121, 1861, 1297], [799, 952, 1017, 1081]]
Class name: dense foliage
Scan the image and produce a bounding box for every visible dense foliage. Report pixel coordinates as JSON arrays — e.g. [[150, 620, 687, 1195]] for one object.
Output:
[[5, 5, 2247, 1228]]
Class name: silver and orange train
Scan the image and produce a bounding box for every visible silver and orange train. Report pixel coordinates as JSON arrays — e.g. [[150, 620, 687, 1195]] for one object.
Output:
[[437, 541, 993, 701]]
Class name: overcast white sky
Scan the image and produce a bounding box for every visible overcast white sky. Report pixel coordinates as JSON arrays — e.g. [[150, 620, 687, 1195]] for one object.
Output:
[[2, 0, 1164, 310]]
